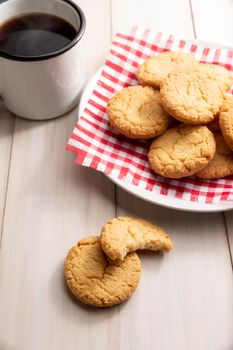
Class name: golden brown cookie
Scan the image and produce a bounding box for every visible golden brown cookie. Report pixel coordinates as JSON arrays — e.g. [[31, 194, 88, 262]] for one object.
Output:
[[136, 51, 198, 88], [219, 96, 233, 151], [107, 86, 171, 139], [64, 236, 141, 307], [160, 66, 225, 124], [100, 216, 173, 261], [196, 132, 233, 179], [199, 63, 233, 91], [148, 125, 216, 179]]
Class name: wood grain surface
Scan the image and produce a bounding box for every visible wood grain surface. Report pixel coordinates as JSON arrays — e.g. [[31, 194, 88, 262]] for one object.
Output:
[[0, 1, 232, 349]]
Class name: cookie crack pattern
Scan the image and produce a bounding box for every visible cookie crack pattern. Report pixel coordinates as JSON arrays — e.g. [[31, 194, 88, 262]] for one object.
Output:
[[78, 241, 99, 247], [68, 259, 138, 304], [65, 236, 141, 307], [196, 132, 233, 179], [107, 86, 171, 138], [136, 52, 198, 88], [148, 125, 216, 178], [160, 65, 227, 124], [100, 217, 173, 261], [219, 96, 233, 151], [127, 226, 137, 241]]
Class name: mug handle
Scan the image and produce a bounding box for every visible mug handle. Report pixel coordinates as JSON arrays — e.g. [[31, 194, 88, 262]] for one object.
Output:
[[0, 63, 2, 101], [0, 60, 2, 100], [0, 0, 7, 99], [0, 0, 3, 99]]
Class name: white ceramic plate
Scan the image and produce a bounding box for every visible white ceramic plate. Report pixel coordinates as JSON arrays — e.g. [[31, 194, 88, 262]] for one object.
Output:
[[79, 65, 233, 212]]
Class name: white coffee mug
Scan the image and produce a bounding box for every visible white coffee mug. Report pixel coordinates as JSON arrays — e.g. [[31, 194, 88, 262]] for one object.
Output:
[[0, 0, 85, 120]]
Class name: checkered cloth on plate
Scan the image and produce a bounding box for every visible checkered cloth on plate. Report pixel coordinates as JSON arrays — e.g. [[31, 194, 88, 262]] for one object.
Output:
[[67, 26, 233, 204]]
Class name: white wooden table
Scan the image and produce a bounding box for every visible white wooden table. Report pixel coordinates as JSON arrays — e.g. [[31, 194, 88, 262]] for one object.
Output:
[[0, 1, 233, 349]]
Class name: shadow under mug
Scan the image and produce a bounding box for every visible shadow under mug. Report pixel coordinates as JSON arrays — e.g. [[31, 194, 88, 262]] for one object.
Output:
[[0, 0, 85, 120]]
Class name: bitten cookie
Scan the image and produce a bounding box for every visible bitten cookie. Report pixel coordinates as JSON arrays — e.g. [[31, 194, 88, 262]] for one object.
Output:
[[219, 96, 233, 151], [64, 236, 141, 307], [160, 66, 225, 124], [148, 125, 216, 179], [100, 216, 173, 261], [196, 132, 233, 179], [136, 51, 198, 88], [107, 86, 171, 139]]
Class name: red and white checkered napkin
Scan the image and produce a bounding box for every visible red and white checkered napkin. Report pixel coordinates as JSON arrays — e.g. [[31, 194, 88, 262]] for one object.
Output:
[[67, 26, 233, 204]]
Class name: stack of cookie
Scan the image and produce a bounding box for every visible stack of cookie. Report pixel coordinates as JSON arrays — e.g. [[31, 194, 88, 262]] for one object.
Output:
[[64, 217, 173, 308], [107, 51, 233, 179]]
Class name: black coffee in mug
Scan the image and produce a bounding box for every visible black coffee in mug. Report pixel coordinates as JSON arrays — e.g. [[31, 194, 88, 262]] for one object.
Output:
[[0, 13, 78, 57]]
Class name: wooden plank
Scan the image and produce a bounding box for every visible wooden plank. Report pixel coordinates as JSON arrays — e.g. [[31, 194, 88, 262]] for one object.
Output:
[[112, 0, 233, 349], [225, 213, 233, 260], [191, 0, 233, 47], [0, 1, 115, 349], [111, 0, 194, 36], [116, 193, 233, 349], [0, 104, 14, 239], [191, 0, 233, 268]]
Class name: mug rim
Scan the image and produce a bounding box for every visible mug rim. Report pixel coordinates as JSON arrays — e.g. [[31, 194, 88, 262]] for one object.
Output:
[[0, 0, 86, 62]]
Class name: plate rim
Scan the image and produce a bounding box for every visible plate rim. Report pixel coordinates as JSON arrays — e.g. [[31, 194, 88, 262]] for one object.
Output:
[[78, 41, 233, 212]]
